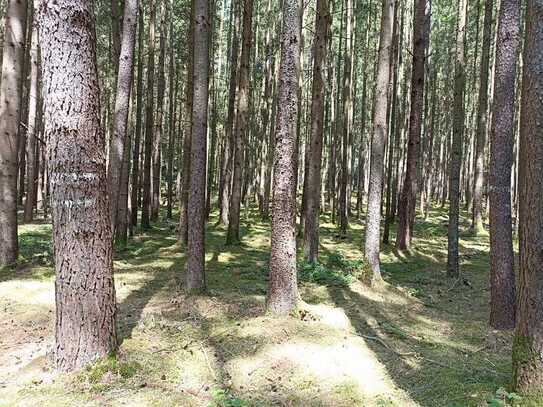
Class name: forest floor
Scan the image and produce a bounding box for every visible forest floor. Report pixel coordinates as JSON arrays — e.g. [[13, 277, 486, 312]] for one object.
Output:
[[0, 207, 520, 406]]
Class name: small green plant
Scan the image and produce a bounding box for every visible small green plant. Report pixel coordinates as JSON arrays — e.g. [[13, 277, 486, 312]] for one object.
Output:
[[486, 387, 522, 406], [208, 388, 248, 407], [298, 252, 365, 287], [79, 355, 141, 384]]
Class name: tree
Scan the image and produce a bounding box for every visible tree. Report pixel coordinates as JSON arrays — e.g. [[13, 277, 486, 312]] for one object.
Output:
[[471, 0, 493, 234], [23, 6, 40, 223], [303, 0, 330, 263], [186, 0, 210, 292], [512, 0, 543, 393], [364, 0, 395, 285], [266, 0, 301, 315], [488, 0, 519, 331], [395, 0, 430, 250], [108, 0, 139, 235], [447, 0, 467, 278], [226, 0, 254, 245], [39, 0, 117, 370], [0, 0, 28, 266]]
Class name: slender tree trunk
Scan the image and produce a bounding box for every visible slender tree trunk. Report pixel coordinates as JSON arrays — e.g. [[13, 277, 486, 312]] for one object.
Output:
[[489, 0, 519, 331], [471, 0, 493, 234], [364, 0, 395, 285], [226, 0, 253, 244], [166, 8, 176, 220], [513, 0, 543, 392], [186, 0, 210, 292], [141, 0, 156, 229], [303, 0, 330, 262], [395, 0, 430, 250], [23, 9, 39, 223], [39, 0, 117, 371], [447, 0, 468, 278], [107, 0, 138, 234], [0, 0, 27, 266], [266, 0, 301, 315], [130, 6, 145, 228]]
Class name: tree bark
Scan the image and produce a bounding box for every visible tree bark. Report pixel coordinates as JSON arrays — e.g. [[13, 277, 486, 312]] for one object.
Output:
[[266, 0, 301, 315], [364, 0, 395, 285], [107, 0, 138, 235], [489, 0, 519, 331], [471, 0, 493, 234], [226, 0, 253, 245], [0, 0, 27, 266], [513, 0, 543, 392], [23, 7, 39, 223], [447, 0, 468, 278], [395, 0, 430, 250], [302, 0, 330, 262], [39, 0, 117, 371], [186, 0, 210, 292]]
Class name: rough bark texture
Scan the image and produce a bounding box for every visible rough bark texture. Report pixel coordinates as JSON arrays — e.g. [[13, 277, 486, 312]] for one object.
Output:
[[226, 0, 253, 245], [364, 0, 394, 284], [512, 0, 543, 393], [266, 0, 301, 315], [489, 0, 519, 331], [0, 0, 27, 266], [303, 0, 329, 262], [107, 0, 138, 233], [447, 0, 467, 278], [141, 0, 155, 229], [472, 0, 493, 234], [39, 0, 117, 371], [23, 8, 39, 223], [395, 0, 430, 250], [186, 0, 210, 292]]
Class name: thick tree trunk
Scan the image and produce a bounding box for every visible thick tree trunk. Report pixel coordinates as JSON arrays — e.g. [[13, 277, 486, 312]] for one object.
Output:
[[364, 0, 394, 285], [23, 10, 39, 223], [266, 0, 301, 315], [39, 0, 117, 371], [107, 0, 138, 235], [0, 0, 27, 266], [395, 0, 430, 251], [513, 0, 543, 392], [447, 0, 467, 278], [226, 0, 253, 245], [302, 0, 329, 262], [471, 0, 493, 234], [186, 0, 210, 292], [141, 0, 155, 229], [489, 0, 519, 331]]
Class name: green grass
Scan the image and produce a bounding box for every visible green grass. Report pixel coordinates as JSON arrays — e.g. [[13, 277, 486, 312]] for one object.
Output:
[[0, 205, 526, 406]]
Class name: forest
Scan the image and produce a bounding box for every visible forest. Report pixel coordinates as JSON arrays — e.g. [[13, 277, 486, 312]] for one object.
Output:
[[0, 0, 541, 405]]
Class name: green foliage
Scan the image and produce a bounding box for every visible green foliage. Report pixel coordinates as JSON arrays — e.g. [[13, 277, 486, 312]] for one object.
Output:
[[486, 387, 522, 406], [298, 252, 364, 287], [208, 389, 248, 407], [78, 355, 141, 384]]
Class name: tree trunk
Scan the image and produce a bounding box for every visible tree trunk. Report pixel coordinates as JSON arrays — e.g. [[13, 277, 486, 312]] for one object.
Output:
[[107, 0, 138, 235], [489, 0, 519, 331], [395, 0, 430, 250], [447, 0, 467, 278], [266, 0, 301, 315], [302, 0, 329, 262], [23, 8, 39, 223], [186, 0, 210, 292], [471, 0, 493, 234], [0, 0, 27, 266], [513, 0, 543, 392], [141, 0, 155, 229], [364, 0, 394, 285], [39, 0, 117, 371], [226, 0, 253, 245]]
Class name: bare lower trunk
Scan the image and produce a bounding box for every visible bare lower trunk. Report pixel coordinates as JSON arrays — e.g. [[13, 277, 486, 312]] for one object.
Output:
[[39, 0, 117, 371], [0, 0, 27, 266], [266, 0, 301, 315]]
